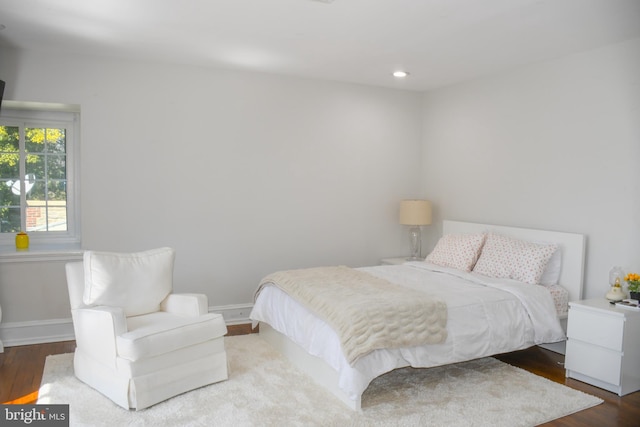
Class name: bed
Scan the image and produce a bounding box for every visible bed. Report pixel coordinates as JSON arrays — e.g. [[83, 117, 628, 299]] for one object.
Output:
[[250, 220, 586, 411]]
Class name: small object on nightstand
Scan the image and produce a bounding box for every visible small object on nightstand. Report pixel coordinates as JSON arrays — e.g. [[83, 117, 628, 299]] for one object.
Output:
[[606, 280, 625, 302], [624, 272, 640, 300], [606, 266, 626, 302], [615, 299, 640, 311]]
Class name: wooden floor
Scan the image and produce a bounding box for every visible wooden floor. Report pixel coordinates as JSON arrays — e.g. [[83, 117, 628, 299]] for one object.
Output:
[[494, 348, 640, 427], [2, 325, 638, 426]]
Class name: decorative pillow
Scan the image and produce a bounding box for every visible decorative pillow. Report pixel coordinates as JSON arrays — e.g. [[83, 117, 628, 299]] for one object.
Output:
[[83, 247, 175, 316], [472, 233, 557, 285], [538, 247, 562, 286], [425, 233, 486, 272]]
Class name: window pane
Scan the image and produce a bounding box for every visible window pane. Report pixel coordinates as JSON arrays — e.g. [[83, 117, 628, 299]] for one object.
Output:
[[0, 126, 19, 152], [1, 127, 20, 191], [48, 202, 67, 231], [25, 154, 44, 178], [25, 128, 45, 152], [0, 156, 20, 187], [25, 204, 44, 232], [47, 181, 67, 201], [0, 182, 20, 205], [0, 206, 21, 232], [25, 179, 44, 200], [48, 129, 66, 153], [48, 155, 66, 180]]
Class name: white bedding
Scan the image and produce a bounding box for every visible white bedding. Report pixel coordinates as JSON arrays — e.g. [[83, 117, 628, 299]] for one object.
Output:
[[250, 261, 565, 401]]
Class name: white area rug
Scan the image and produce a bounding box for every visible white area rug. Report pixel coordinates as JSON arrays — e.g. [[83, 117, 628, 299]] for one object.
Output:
[[38, 334, 602, 426]]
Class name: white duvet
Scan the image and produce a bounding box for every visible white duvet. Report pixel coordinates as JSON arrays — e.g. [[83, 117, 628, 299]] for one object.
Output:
[[250, 261, 565, 401]]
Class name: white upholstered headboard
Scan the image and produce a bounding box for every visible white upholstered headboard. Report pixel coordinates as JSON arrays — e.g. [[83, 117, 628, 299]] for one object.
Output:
[[442, 220, 586, 303]]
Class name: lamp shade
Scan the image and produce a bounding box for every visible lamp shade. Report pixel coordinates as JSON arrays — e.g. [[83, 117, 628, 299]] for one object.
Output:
[[399, 200, 432, 226]]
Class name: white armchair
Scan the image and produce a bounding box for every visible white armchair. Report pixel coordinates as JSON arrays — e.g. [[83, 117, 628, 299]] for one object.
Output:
[[66, 247, 228, 410]]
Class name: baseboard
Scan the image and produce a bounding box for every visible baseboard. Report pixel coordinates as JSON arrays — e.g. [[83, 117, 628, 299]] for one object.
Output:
[[0, 303, 254, 348], [538, 340, 566, 355], [212, 303, 254, 325], [0, 318, 75, 347]]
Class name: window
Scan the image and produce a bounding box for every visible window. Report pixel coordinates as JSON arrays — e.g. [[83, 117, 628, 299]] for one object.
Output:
[[0, 104, 80, 249]]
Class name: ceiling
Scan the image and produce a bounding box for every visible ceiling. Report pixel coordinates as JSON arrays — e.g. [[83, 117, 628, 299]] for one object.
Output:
[[1, 0, 639, 91]]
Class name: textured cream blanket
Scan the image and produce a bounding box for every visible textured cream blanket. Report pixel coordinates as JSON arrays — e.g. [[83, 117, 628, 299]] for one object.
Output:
[[255, 266, 447, 365]]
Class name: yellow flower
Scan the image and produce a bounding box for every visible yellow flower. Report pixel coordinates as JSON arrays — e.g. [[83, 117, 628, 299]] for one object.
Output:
[[625, 272, 640, 282], [626, 272, 640, 293]]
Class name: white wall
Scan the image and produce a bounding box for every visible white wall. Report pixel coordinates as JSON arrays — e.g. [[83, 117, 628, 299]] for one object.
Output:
[[2, 36, 638, 344], [0, 47, 423, 330], [421, 37, 640, 298]]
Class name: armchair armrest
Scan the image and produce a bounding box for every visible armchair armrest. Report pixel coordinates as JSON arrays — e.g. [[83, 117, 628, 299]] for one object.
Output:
[[160, 293, 209, 316], [71, 306, 127, 368]]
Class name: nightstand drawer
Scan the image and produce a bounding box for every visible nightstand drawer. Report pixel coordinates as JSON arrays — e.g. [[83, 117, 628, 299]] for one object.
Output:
[[567, 307, 624, 351], [566, 339, 622, 386]]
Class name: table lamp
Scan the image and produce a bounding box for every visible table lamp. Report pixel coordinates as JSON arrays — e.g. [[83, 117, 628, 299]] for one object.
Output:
[[399, 200, 432, 260]]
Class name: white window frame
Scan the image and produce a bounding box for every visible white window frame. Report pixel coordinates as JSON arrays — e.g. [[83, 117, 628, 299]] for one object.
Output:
[[0, 102, 81, 251]]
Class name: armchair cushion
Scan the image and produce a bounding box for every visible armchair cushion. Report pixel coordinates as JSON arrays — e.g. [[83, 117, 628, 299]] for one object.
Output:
[[83, 247, 175, 316], [117, 312, 227, 360]]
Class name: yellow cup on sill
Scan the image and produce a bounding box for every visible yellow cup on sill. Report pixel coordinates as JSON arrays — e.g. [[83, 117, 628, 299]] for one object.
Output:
[[15, 231, 29, 251]]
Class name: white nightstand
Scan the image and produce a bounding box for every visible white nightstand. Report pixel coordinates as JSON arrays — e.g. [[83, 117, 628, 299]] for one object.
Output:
[[380, 257, 410, 265], [565, 298, 640, 396]]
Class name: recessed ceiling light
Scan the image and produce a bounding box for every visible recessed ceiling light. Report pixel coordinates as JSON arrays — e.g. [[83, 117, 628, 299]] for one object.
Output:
[[393, 71, 409, 78]]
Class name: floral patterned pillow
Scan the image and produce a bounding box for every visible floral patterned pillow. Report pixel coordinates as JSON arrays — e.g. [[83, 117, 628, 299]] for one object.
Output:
[[425, 233, 486, 272], [472, 233, 557, 285]]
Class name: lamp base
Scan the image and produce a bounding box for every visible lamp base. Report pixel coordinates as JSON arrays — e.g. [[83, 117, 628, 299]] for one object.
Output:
[[408, 226, 422, 260]]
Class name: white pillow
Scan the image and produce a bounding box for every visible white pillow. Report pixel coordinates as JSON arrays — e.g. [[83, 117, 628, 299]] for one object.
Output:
[[472, 233, 557, 285], [425, 233, 486, 272], [538, 247, 562, 286], [83, 247, 175, 316]]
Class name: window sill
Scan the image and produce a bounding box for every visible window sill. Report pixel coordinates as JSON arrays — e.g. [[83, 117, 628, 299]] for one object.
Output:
[[0, 244, 83, 263]]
